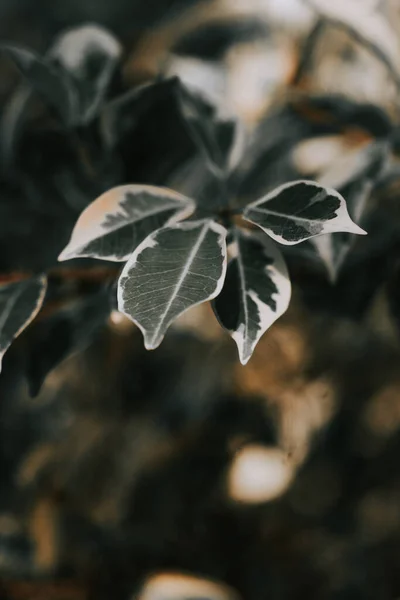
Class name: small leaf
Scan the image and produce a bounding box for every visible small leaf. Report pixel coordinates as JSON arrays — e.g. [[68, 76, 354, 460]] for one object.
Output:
[[25, 287, 110, 397], [118, 219, 227, 350], [312, 141, 388, 281], [48, 24, 122, 123], [176, 82, 231, 177], [213, 228, 291, 365], [306, 0, 400, 87], [2, 45, 77, 124], [58, 185, 195, 262], [243, 180, 366, 246], [0, 276, 47, 372]]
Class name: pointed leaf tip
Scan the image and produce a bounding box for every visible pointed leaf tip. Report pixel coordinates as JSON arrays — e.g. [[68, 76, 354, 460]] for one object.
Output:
[[118, 219, 227, 350], [213, 229, 291, 365], [243, 180, 367, 246]]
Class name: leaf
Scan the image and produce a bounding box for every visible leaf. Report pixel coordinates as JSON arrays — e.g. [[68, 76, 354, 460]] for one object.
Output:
[[25, 287, 110, 397], [306, 0, 400, 87], [0, 84, 32, 169], [48, 24, 122, 123], [176, 82, 233, 177], [2, 25, 121, 128], [311, 141, 388, 281], [213, 228, 291, 365], [58, 185, 195, 262], [100, 77, 180, 149], [242, 180, 366, 246], [118, 219, 227, 350], [0, 276, 47, 372], [1, 45, 77, 125]]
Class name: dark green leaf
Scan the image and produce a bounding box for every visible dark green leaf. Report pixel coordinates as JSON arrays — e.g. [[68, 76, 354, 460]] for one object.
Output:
[[2, 45, 77, 124], [0, 276, 47, 372], [25, 287, 111, 397], [48, 24, 122, 123], [312, 141, 389, 281], [176, 82, 237, 177]]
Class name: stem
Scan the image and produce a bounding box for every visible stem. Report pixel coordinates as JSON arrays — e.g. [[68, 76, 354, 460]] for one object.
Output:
[[291, 18, 326, 87]]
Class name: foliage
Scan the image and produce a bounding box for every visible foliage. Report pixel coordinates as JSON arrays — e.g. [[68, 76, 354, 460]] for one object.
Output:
[[0, 14, 396, 393]]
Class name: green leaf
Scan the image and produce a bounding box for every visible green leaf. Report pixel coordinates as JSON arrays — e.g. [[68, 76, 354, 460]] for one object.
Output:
[[213, 228, 291, 365], [0, 276, 47, 372], [2, 25, 121, 127], [58, 185, 195, 262], [48, 24, 122, 123], [243, 180, 366, 246], [312, 142, 388, 281], [2, 45, 77, 125], [25, 287, 110, 397], [176, 82, 240, 178], [118, 219, 227, 350]]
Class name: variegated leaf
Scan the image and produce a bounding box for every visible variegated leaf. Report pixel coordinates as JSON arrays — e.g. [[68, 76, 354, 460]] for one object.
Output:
[[58, 185, 195, 262], [118, 219, 227, 350], [213, 229, 291, 365], [48, 24, 122, 123], [312, 141, 388, 281], [0, 276, 47, 372], [243, 180, 366, 246]]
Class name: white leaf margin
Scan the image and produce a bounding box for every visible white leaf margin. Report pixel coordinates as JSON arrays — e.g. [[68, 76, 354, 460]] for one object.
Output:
[[58, 184, 196, 262], [231, 230, 292, 365], [243, 179, 367, 246], [117, 219, 228, 350]]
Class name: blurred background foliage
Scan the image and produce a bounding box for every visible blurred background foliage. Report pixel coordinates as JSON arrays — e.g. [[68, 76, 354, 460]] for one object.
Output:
[[2, 0, 400, 598]]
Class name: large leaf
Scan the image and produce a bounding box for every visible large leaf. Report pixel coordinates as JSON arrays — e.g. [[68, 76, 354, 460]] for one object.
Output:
[[24, 287, 111, 397], [306, 0, 400, 87], [213, 228, 291, 365], [48, 24, 122, 123], [118, 219, 227, 350], [1, 45, 77, 125], [0, 276, 47, 372], [58, 185, 195, 262], [312, 142, 388, 281], [242, 180, 366, 246]]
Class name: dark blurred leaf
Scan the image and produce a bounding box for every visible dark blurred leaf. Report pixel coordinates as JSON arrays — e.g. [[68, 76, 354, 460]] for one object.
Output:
[[177, 84, 236, 179], [100, 77, 180, 148], [306, 0, 400, 89], [312, 141, 390, 280], [0, 276, 47, 373], [48, 23, 122, 123], [100, 77, 196, 184], [25, 286, 111, 396], [1, 45, 77, 124]]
